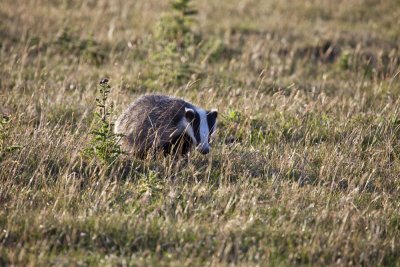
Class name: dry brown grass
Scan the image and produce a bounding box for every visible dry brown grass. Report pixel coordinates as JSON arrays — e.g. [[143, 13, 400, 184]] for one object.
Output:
[[1, 0, 400, 266]]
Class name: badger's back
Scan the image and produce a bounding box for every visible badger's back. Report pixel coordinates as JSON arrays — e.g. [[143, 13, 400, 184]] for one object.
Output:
[[115, 95, 189, 156]]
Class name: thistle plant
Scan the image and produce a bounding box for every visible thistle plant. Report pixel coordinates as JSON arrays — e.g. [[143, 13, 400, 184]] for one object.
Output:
[[84, 78, 123, 164]]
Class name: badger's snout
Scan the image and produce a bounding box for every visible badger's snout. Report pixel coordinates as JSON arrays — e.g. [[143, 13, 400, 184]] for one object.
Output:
[[196, 144, 210, 154]]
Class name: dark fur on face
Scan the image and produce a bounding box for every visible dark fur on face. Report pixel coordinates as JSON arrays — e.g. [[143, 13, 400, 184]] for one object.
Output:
[[206, 110, 218, 142]]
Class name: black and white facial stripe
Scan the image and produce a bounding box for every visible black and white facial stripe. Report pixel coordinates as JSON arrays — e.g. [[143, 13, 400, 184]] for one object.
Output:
[[184, 107, 218, 154], [207, 109, 218, 142]]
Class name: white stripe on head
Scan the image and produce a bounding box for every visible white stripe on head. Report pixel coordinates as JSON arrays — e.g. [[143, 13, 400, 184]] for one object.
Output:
[[179, 117, 197, 145], [195, 108, 210, 150]]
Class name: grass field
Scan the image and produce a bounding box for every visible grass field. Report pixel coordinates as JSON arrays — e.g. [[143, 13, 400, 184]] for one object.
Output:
[[1, 0, 400, 266]]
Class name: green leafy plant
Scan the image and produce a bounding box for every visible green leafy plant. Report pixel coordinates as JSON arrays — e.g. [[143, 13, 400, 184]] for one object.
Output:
[[147, 0, 200, 87], [0, 116, 21, 161], [154, 0, 198, 42], [84, 79, 123, 164], [339, 51, 351, 70]]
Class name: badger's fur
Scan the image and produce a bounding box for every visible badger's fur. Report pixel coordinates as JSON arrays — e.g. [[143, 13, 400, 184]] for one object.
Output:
[[114, 94, 218, 157]]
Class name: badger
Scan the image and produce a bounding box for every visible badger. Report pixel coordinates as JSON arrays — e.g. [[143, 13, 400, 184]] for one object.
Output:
[[114, 94, 218, 158]]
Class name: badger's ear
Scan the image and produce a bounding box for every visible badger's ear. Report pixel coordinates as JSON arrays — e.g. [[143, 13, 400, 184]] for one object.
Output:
[[208, 109, 218, 118], [185, 107, 195, 121]]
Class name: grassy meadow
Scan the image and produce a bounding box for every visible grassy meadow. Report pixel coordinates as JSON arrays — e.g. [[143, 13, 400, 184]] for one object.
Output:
[[1, 0, 400, 266]]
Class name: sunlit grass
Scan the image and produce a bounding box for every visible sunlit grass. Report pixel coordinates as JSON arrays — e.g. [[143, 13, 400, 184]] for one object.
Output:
[[1, 0, 400, 266]]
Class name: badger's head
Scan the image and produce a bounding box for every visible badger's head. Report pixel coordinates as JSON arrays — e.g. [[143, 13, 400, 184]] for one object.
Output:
[[184, 107, 218, 154]]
